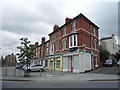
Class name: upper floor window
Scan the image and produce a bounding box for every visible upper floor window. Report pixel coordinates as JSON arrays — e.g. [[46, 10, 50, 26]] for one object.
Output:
[[94, 28, 96, 36], [46, 43, 49, 47], [49, 43, 54, 55], [57, 31, 60, 39], [90, 25, 92, 33], [91, 37, 93, 48], [63, 27, 66, 35], [69, 34, 77, 48], [51, 35, 54, 40], [62, 39, 67, 50], [72, 21, 76, 31], [94, 39, 97, 49], [46, 48, 49, 56], [56, 42, 60, 51]]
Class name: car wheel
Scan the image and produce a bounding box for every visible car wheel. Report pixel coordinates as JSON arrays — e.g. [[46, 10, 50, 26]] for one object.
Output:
[[41, 69, 44, 72], [27, 69, 31, 72]]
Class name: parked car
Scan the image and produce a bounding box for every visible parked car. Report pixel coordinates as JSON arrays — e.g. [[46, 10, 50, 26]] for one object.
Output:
[[22, 64, 30, 70], [24, 64, 45, 72], [103, 59, 114, 67], [15, 65, 20, 69], [15, 64, 24, 69], [117, 60, 120, 67]]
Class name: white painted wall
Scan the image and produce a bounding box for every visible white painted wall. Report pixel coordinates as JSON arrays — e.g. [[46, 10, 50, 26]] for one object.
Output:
[[100, 36, 117, 54]]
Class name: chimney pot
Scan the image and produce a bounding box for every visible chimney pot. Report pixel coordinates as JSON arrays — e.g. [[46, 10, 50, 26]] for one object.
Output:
[[65, 17, 72, 23], [35, 42, 38, 46], [53, 24, 59, 31], [41, 37, 45, 44]]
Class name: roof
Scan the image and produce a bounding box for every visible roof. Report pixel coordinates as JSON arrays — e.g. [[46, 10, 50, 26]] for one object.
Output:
[[36, 40, 50, 48], [100, 36, 113, 41], [49, 13, 99, 36]]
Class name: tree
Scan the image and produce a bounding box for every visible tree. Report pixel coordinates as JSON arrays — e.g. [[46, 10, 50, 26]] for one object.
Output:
[[17, 38, 35, 77], [99, 46, 110, 64], [0, 56, 4, 67]]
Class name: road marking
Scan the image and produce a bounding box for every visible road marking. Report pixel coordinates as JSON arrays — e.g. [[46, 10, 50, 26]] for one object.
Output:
[[1, 80, 120, 83]]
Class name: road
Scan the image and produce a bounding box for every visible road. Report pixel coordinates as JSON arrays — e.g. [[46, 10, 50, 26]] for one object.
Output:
[[2, 80, 119, 88]]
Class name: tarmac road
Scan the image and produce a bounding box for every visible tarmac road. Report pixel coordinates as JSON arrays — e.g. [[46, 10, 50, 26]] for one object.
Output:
[[2, 80, 119, 88]]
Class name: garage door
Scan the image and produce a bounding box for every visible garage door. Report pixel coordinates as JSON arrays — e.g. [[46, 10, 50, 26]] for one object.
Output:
[[83, 53, 92, 71], [73, 55, 79, 73], [63, 57, 68, 72]]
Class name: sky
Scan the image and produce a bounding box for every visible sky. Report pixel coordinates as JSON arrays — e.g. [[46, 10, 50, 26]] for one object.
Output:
[[0, 0, 119, 56]]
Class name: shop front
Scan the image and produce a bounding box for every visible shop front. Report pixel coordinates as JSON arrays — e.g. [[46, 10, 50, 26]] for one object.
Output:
[[62, 50, 92, 73], [48, 54, 62, 71]]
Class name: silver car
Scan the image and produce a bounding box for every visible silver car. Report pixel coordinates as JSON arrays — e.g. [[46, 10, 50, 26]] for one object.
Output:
[[24, 64, 45, 72], [117, 60, 120, 67]]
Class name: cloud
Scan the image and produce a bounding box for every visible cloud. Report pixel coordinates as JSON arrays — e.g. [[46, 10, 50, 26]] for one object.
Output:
[[1, 0, 119, 56], [2, 0, 65, 35]]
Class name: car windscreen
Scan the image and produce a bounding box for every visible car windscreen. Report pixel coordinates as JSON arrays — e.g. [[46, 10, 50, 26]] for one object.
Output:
[[106, 60, 112, 63]]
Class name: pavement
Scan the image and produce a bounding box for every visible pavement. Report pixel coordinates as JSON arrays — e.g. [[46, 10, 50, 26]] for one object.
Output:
[[1, 66, 120, 82]]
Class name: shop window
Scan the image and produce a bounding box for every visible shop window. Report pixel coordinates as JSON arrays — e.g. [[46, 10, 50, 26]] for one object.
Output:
[[56, 60, 60, 68]]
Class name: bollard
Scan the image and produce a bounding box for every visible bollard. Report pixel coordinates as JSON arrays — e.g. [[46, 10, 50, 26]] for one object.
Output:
[[61, 67, 63, 76], [19, 69, 20, 76], [5, 68, 7, 76], [51, 67, 52, 75], [40, 69, 41, 77]]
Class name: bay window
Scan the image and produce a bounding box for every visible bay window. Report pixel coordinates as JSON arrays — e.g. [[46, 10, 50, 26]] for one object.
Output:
[[69, 34, 78, 48]]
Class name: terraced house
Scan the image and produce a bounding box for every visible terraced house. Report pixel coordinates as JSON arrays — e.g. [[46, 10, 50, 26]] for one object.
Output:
[[31, 37, 49, 68], [32, 13, 100, 73], [48, 13, 100, 73]]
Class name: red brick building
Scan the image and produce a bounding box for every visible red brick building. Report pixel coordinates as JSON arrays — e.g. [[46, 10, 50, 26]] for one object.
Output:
[[48, 13, 100, 73], [31, 38, 49, 68], [4, 53, 17, 66]]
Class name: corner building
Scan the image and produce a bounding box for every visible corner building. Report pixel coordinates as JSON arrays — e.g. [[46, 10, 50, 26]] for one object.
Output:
[[48, 13, 100, 73]]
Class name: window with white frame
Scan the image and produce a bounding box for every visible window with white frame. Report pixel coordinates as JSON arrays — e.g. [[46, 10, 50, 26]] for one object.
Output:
[[95, 56, 98, 67], [69, 34, 77, 48], [91, 37, 93, 48], [94, 39, 97, 49], [62, 39, 67, 50], [56, 42, 60, 51], [94, 28, 96, 36], [46, 43, 49, 47], [49, 43, 54, 55], [63, 27, 66, 35], [46, 48, 48, 56], [90, 25, 92, 33], [72, 21, 76, 31]]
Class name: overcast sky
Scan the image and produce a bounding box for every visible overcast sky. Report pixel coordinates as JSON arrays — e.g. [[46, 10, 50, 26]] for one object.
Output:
[[0, 0, 119, 56]]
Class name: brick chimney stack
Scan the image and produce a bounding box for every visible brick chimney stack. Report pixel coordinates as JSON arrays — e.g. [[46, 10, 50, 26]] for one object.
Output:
[[41, 37, 45, 44], [65, 17, 72, 23], [53, 24, 59, 31], [34, 42, 38, 46]]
